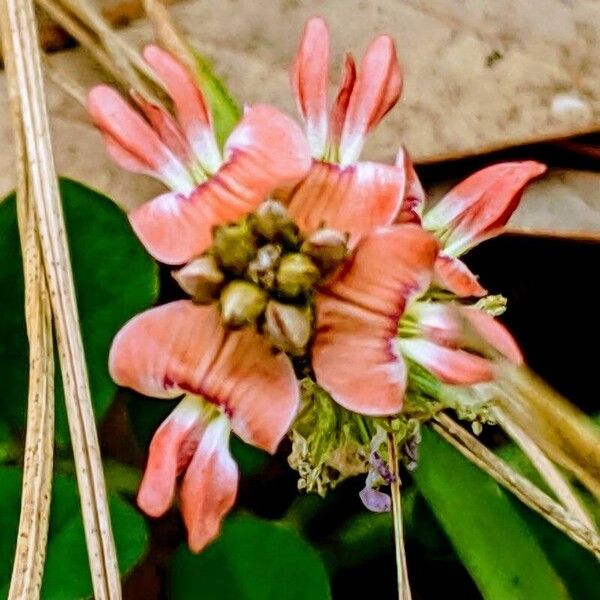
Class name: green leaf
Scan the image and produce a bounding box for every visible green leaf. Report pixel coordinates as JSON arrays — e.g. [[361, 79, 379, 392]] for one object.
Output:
[[497, 441, 600, 599], [192, 52, 242, 147], [0, 179, 159, 442], [413, 427, 570, 600], [169, 516, 331, 600], [0, 466, 149, 599]]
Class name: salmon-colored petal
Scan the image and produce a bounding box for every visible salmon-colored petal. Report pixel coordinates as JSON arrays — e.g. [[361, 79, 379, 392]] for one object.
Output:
[[137, 396, 208, 517], [399, 338, 493, 384], [410, 302, 523, 365], [130, 104, 311, 264], [461, 307, 523, 364], [433, 253, 487, 297], [424, 161, 547, 256], [339, 35, 402, 165], [131, 91, 192, 165], [313, 225, 438, 415], [87, 85, 194, 193], [286, 160, 405, 246], [143, 45, 221, 173], [395, 147, 425, 224], [291, 17, 330, 157], [109, 301, 299, 453], [328, 54, 357, 149], [180, 414, 238, 553]]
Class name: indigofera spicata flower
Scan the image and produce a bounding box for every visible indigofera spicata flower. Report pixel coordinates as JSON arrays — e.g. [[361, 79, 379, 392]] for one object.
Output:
[[88, 17, 545, 554]]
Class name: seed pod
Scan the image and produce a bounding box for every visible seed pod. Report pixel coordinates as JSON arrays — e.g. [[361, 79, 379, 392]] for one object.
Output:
[[172, 255, 225, 303], [220, 280, 267, 328], [212, 220, 257, 273], [252, 200, 299, 245], [247, 244, 282, 289], [264, 301, 312, 355], [301, 228, 348, 271], [276, 253, 320, 298]]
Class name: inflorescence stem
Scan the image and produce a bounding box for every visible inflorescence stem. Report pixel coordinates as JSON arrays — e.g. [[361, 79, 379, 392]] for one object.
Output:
[[387, 431, 413, 600]]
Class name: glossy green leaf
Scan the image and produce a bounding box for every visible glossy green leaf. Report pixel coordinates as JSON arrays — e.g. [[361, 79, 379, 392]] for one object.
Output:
[[169, 516, 331, 600], [0, 179, 159, 442], [192, 51, 242, 147], [413, 427, 570, 600], [0, 467, 149, 598]]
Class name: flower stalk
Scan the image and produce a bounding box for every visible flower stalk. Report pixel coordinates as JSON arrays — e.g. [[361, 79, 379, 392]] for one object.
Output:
[[387, 431, 412, 600]]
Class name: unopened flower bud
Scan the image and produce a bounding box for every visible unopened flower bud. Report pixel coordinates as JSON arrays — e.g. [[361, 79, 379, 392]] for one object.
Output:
[[212, 221, 257, 273], [276, 253, 320, 298], [264, 301, 312, 355], [301, 228, 348, 271], [172, 255, 224, 303], [247, 244, 282, 289], [220, 280, 267, 328], [252, 200, 299, 245]]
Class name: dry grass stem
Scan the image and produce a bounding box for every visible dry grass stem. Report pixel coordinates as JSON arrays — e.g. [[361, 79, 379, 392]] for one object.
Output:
[[0, 9, 55, 597], [494, 407, 597, 531], [496, 365, 600, 500], [433, 413, 600, 558], [0, 0, 121, 597]]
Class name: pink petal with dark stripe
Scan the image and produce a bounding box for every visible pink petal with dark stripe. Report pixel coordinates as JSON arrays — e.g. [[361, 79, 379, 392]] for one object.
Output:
[[286, 160, 406, 246], [109, 300, 299, 453], [313, 225, 438, 415], [129, 104, 311, 264]]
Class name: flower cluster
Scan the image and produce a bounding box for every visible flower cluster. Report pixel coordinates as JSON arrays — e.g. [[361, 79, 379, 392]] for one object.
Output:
[[87, 18, 545, 552]]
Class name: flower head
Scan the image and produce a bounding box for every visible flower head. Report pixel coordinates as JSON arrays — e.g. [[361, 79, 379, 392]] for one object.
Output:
[[92, 21, 546, 553]]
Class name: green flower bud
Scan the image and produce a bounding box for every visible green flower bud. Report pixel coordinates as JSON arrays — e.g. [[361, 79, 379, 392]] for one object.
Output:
[[252, 200, 299, 245], [301, 228, 348, 271], [220, 280, 267, 328], [247, 244, 282, 289], [276, 253, 321, 298], [264, 301, 312, 355], [172, 255, 225, 303], [212, 220, 257, 273]]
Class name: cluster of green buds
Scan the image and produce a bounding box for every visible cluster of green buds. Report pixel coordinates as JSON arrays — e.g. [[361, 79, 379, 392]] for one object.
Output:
[[173, 200, 349, 356]]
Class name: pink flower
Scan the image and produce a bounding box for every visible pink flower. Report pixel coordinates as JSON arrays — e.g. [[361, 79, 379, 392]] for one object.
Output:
[[87, 45, 311, 265], [109, 301, 299, 551], [397, 152, 547, 296], [283, 17, 406, 245], [92, 24, 545, 553], [311, 224, 522, 415]]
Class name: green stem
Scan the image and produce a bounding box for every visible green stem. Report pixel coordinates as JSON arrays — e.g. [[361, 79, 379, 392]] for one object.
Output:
[[388, 432, 412, 600]]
